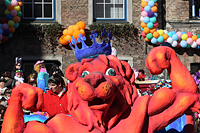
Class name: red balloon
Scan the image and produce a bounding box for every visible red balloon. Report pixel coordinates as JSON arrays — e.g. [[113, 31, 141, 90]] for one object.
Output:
[[2, 36, 8, 42], [142, 8, 144, 11], [176, 42, 181, 48], [141, 31, 146, 37], [2, 18, 8, 24], [153, 22, 159, 28], [187, 32, 193, 38]]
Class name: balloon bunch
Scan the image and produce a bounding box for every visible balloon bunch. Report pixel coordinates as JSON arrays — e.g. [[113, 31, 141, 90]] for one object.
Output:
[[141, 0, 200, 49], [0, 0, 22, 43], [59, 21, 86, 45]]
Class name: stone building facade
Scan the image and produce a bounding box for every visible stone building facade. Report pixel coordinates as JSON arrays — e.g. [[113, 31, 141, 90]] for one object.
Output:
[[0, 0, 199, 80]]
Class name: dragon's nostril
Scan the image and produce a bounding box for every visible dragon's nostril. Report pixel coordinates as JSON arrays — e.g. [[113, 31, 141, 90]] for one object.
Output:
[[84, 72, 106, 88]]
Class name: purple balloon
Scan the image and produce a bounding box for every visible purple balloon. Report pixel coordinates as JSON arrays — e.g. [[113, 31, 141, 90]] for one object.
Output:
[[148, 11, 154, 18], [3, 30, 10, 36], [10, 10, 17, 16], [2, 23, 9, 30]]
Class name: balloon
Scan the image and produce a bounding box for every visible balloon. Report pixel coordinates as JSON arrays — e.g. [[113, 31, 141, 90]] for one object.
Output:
[[14, 5, 20, 11], [154, 12, 158, 17], [147, 22, 153, 29], [73, 25, 80, 31], [152, 0, 157, 2], [3, 30, 10, 36], [145, 0, 150, 2], [171, 31, 176, 35], [141, 8, 144, 11], [10, 10, 17, 16], [73, 30, 81, 39], [197, 45, 200, 49], [151, 37, 157, 44], [63, 29, 68, 35], [186, 44, 191, 48], [7, 5, 14, 11], [7, 33, 12, 38], [13, 22, 19, 28], [163, 30, 168, 34], [0, 29, 3, 35], [150, 17, 156, 23], [80, 29, 85, 36], [141, 22, 147, 28], [17, 11, 22, 17], [180, 40, 187, 48], [146, 33, 153, 39], [76, 21, 86, 29], [168, 32, 173, 37], [163, 34, 169, 40], [2, 18, 8, 23], [143, 17, 150, 23], [141, 27, 144, 31], [191, 42, 197, 48], [59, 35, 68, 45], [151, 6, 158, 12], [140, 16, 144, 21], [148, 1, 155, 7], [149, 28, 156, 33], [13, 16, 20, 22], [11, 0, 18, 6], [0, 24, 2, 29], [181, 34, 188, 41], [167, 37, 173, 44], [5, 0, 11, 6], [182, 32, 186, 34], [65, 35, 72, 42], [4, 10, 10, 16], [172, 34, 179, 41], [197, 34, 200, 39], [153, 32, 159, 38], [144, 6, 151, 12], [196, 38, 200, 45], [141, 31, 146, 37], [187, 32, 193, 38], [8, 20, 14, 27], [157, 36, 164, 43], [18, 1, 23, 7], [143, 27, 150, 34], [158, 29, 164, 36], [68, 25, 74, 31], [141, 1, 148, 8], [0, 34, 2, 40], [192, 35, 198, 41], [186, 38, 193, 45], [2, 24, 9, 30], [145, 37, 150, 42], [141, 11, 148, 17], [176, 31, 182, 39], [153, 22, 159, 28], [2, 36, 8, 42], [148, 11, 154, 17], [8, 26, 15, 33], [6, 14, 13, 20], [172, 41, 178, 47]]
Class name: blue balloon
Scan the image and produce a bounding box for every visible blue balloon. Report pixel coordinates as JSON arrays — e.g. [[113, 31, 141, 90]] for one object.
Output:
[[144, 6, 151, 12], [5, 0, 11, 6], [14, 23, 19, 28], [180, 40, 187, 48], [168, 32, 173, 37], [150, 17, 157, 23], [151, 37, 157, 44], [7, 33, 12, 39], [3, 30, 10, 36], [143, 17, 150, 23], [148, 1, 155, 7], [154, 13, 158, 17], [172, 34, 179, 41], [141, 27, 144, 31], [157, 36, 164, 43], [197, 45, 200, 49], [0, 24, 2, 29], [147, 22, 153, 29], [6, 14, 13, 21], [0, 29, 3, 35], [182, 32, 186, 34], [171, 31, 176, 35]]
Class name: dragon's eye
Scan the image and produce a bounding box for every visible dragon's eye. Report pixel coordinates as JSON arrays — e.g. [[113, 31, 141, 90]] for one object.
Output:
[[82, 71, 90, 78], [106, 68, 116, 76]]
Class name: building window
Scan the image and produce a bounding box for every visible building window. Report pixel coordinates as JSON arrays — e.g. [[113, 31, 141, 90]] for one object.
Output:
[[22, 0, 55, 20], [94, 0, 126, 21], [190, 0, 200, 18]]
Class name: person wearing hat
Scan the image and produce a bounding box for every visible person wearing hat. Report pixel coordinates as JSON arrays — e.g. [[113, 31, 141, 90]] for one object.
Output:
[[2, 71, 13, 89], [0, 79, 7, 99], [0, 88, 12, 107], [49, 61, 64, 77], [11, 57, 23, 78], [14, 70, 24, 84], [34, 60, 47, 74]]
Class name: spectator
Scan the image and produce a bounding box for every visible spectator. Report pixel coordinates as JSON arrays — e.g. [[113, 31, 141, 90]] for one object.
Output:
[[0, 89, 11, 107], [0, 79, 7, 99], [14, 70, 24, 84], [2, 71, 13, 89], [27, 73, 37, 86], [137, 69, 146, 81], [11, 57, 23, 78], [34, 60, 47, 74], [49, 61, 64, 77], [41, 74, 68, 117]]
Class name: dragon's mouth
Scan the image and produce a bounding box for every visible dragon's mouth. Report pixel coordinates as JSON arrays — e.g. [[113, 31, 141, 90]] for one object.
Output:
[[88, 98, 109, 110]]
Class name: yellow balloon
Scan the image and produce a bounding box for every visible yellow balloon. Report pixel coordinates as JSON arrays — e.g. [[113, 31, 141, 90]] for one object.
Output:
[[158, 29, 164, 36], [14, 6, 21, 11], [181, 34, 188, 41], [4, 10, 10, 15]]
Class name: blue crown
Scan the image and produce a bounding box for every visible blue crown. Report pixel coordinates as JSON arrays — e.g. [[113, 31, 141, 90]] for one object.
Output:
[[69, 29, 112, 62]]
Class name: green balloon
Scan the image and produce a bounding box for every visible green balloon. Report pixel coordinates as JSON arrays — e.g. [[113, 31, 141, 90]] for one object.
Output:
[[197, 34, 200, 38], [14, 23, 19, 28], [8, 33, 12, 39], [17, 11, 22, 17], [5, 0, 11, 6], [157, 36, 164, 43], [186, 44, 191, 48], [8, 20, 14, 27], [146, 33, 153, 40], [168, 32, 173, 37], [8, 0, 12, 2]]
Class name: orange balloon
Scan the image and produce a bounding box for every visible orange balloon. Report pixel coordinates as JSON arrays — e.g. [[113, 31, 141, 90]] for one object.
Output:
[[13, 16, 20, 23], [8, 27, 15, 33], [141, 1, 148, 8], [80, 29, 85, 36], [141, 22, 147, 28], [153, 32, 159, 38], [151, 6, 158, 13], [18, 1, 23, 7], [59, 35, 68, 45], [143, 27, 150, 34], [154, 2, 158, 6], [163, 34, 169, 40], [192, 35, 198, 41], [68, 29, 73, 36], [76, 21, 85, 29], [73, 25, 80, 31], [7, 5, 14, 11], [63, 29, 68, 35], [73, 30, 81, 39], [150, 28, 156, 33], [65, 35, 72, 42], [145, 37, 150, 42], [68, 25, 74, 31]]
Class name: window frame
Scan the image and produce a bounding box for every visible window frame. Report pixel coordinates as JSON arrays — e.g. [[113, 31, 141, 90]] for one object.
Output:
[[22, 0, 56, 21], [189, 0, 200, 19]]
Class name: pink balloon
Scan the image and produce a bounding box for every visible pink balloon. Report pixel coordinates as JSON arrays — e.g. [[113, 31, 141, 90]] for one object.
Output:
[[11, 0, 18, 7], [141, 31, 146, 37], [141, 11, 148, 17], [196, 38, 200, 45], [0, 34, 2, 41], [187, 32, 193, 38], [186, 38, 193, 45], [10, 10, 17, 16], [176, 31, 182, 39], [2, 23, 9, 30]]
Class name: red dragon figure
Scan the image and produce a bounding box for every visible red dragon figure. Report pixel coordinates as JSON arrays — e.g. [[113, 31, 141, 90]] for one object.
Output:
[[2, 46, 200, 133]]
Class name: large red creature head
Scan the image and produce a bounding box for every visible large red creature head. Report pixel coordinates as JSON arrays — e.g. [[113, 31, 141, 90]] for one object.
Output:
[[65, 55, 138, 131]]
